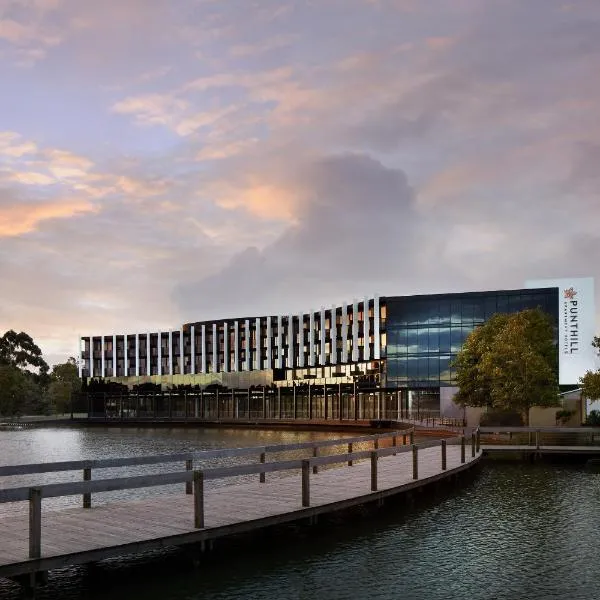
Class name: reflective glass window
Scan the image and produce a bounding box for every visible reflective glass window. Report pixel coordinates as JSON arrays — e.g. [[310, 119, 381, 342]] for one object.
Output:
[[509, 294, 522, 313], [407, 329, 419, 353], [439, 327, 451, 352], [497, 295, 508, 313], [428, 328, 440, 352], [461, 299, 474, 324], [438, 300, 451, 325], [418, 328, 429, 352], [450, 328, 464, 352], [428, 357, 440, 381], [397, 358, 407, 382], [407, 356, 418, 379], [439, 355, 452, 381], [417, 357, 429, 379], [473, 299, 485, 323], [484, 297, 497, 319], [451, 300, 462, 324], [428, 300, 440, 325]]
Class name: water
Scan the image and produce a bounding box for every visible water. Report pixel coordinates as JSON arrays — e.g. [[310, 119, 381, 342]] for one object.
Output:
[[1, 427, 600, 599]]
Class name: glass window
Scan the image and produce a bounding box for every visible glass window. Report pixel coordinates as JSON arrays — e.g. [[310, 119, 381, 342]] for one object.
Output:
[[428, 328, 440, 352], [473, 299, 485, 323], [428, 300, 440, 325], [407, 329, 419, 353], [438, 300, 451, 325], [406, 301, 425, 327], [407, 356, 418, 379], [397, 358, 407, 382], [461, 299, 474, 324], [417, 357, 429, 380], [439, 355, 452, 381], [497, 295, 508, 313], [418, 328, 429, 352], [484, 297, 497, 319], [509, 294, 522, 313], [439, 327, 451, 352], [427, 357, 439, 381], [451, 300, 462, 324], [450, 328, 464, 352]]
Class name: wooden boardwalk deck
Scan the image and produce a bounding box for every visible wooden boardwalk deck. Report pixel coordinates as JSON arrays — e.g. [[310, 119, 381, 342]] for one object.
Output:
[[0, 443, 480, 582], [482, 445, 600, 455]]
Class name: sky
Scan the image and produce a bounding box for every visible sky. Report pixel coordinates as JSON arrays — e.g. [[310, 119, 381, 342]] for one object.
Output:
[[1, 0, 599, 367]]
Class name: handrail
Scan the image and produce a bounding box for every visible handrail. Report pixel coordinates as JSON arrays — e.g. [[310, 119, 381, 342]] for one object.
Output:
[[0, 432, 479, 560], [0, 428, 414, 478], [479, 427, 600, 434]]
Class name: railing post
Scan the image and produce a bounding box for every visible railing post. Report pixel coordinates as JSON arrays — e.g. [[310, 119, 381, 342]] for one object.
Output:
[[312, 446, 319, 474], [348, 442, 353, 466], [441, 439, 447, 470], [370, 451, 378, 491], [29, 487, 42, 559], [402, 433, 407, 445], [476, 428, 481, 452], [83, 467, 92, 508], [536, 429, 540, 450], [193, 471, 204, 528], [260, 451, 266, 483], [302, 460, 310, 507], [392, 435, 397, 456], [412, 445, 418, 480], [374, 437, 379, 450], [410, 430, 414, 445], [185, 459, 193, 494], [461, 436, 466, 463], [471, 432, 476, 458]]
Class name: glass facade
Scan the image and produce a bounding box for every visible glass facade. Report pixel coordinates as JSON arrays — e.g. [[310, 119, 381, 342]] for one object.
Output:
[[384, 288, 559, 389]]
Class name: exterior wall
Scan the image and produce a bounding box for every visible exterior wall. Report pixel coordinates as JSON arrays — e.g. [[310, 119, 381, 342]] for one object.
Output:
[[81, 297, 383, 389], [385, 287, 559, 390]]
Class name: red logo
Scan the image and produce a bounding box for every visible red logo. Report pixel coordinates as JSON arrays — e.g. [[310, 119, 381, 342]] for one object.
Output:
[[564, 287, 577, 299]]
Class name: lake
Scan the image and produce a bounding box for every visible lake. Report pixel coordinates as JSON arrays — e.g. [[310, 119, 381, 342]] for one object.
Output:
[[1, 426, 599, 600]]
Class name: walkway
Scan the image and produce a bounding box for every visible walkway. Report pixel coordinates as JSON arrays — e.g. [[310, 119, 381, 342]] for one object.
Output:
[[0, 434, 481, 584]]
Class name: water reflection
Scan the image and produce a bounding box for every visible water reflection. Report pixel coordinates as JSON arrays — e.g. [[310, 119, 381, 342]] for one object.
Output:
[[2, 430, 599, 600]]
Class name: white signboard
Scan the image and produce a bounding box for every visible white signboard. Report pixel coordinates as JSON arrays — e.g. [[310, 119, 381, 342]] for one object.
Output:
[[525, 277, 596, 385]]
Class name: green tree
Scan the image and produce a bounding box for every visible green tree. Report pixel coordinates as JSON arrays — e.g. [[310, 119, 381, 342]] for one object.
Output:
[[48, 357, 81, 414], [0, 330, 49, 375], [453, 308, 559, 424], [581, 336, 600, 401], [0, 364, 44, 417]]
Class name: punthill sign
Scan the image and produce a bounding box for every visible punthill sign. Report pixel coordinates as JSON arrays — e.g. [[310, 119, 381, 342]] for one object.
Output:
[[526, 277, 596, 386]]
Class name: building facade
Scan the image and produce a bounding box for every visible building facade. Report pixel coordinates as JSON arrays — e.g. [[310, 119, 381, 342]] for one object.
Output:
[[80, 278, 596, 404]]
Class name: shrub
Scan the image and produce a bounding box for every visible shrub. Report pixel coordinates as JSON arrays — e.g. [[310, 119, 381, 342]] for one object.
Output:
[[585, 410, 600, 426], [479, 410, 524, 427], [555, 409, 576, 425]]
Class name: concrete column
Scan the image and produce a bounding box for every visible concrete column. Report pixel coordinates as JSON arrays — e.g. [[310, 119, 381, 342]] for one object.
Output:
[[223, 322, 229, 372], [157, 332, 161, 376], [341, 303, 348, 363], [112, 334, 117, 377], [255, 317, 261, 370], [190, 326, 195, 375], [277, 315, 283, 368], [245, 319, 251, 371], [234, 321, 239, 371], [352, 299, 359, 361], [169, 330, 173, 375], [212, 323, 218, 373], [201, 325, 206, 373], [180, 327, 184, 375], [267, 317, 272, 368], [288, 314, 295, 368], [309, 310, 315, 367], [298, 313, 304, 368], [363, 296, 370, 361], [146, 333, 151, 376], [135, 333, 140, 376], [331, 305, 338, 365], [101, 336, 105, 377], [124, 334, 129, 377], [374, 294, 381, 359], [320, 307, 326, 367]]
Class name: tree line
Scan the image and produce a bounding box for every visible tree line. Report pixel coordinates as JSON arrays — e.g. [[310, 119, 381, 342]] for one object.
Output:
[[0, 330, 81, 417]]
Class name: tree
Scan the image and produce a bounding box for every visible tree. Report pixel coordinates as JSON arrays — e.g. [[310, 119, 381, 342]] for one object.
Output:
[[453, 308, 559, 424], [0, 330, 49, 381], [48, 357, 81, 414], [0, 364, 44, 417], [581, 337, 600, 401]]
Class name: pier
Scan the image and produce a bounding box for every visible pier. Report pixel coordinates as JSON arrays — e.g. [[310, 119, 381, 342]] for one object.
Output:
[[0, 429, 481, 590]]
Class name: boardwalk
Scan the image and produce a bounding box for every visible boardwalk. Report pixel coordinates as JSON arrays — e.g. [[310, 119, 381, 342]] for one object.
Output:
[[0, 434, 481, 586]]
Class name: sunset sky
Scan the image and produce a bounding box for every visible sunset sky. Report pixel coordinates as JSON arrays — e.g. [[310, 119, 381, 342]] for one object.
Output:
[[1, 0, 599, 366]]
